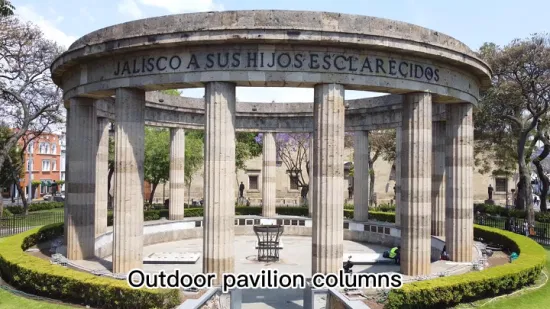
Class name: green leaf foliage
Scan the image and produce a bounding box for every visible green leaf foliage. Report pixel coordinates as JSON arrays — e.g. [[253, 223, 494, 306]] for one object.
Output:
[[386, 225, 547, 309], [0, 224, 181, 309], [144, 127, 170, 187]]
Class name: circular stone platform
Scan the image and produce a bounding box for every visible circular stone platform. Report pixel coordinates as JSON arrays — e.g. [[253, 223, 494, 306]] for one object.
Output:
[[70, 236, 478, 281]]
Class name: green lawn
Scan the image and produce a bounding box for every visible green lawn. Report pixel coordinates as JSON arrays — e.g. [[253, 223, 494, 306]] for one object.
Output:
[[0, 288, 75, 309], [0, 208, 63, 230]]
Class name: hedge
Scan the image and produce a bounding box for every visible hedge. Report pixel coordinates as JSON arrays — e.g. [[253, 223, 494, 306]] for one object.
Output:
[[385, 225, 547, 309], [0, 223, 181, 309], [5, 201, 64, 214], [474, 203, 550, 223]]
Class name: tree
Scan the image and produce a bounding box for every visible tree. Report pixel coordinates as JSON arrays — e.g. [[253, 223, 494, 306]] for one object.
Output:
[[0, 0, 14, 17], [254, 133, 310, 199], [0, 17, 63, 212], [184, 130, 204, 204], [255, 132, 356, 204], [474, 35, 550, 223], [236, 132, 262, 171], [144, 127, 170, 205]]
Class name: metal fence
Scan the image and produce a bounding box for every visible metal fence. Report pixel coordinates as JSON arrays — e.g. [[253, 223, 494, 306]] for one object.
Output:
[[475, 215, 550, 245], [0, 211, 64, 238]]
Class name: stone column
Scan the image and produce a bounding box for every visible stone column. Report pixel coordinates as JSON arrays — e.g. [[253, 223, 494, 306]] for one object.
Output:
[[400, 92, 432, 276], [169, 128, 186, 220], [112, 88, 145, 274], [312, 84, 345, 274], [65, 98, 97, 260], [431, 121, 446, 236], [95, 117, 110, 236], [395, 128, 402, 227], [308, 135, 313, 217], [446, 103, 474, 262], [353, 131, 369, 222], [203, 82, 236, 284], [262, 132, 276, 217]]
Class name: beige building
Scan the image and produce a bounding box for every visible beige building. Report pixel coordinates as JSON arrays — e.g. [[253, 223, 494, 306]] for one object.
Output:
[[153, 147, 516, 206]]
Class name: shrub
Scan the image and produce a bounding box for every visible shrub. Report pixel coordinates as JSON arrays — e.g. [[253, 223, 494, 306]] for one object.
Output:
[[385, 225, 547, 309], [0, 224, 181, 309], [372, 203, 396, 212], [2, 208, 13, 217], [368, 211, 395, 223], [6, 202, 64, 214]]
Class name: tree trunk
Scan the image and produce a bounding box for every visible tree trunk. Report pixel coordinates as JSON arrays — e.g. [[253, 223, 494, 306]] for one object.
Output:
[[149, 182, 158, 205], [533, 159, 549, 212], [517, 134, 535, 225], [0, 198, 3, 218], [187, 181, 192, 206], [369, 170, 375, 207]]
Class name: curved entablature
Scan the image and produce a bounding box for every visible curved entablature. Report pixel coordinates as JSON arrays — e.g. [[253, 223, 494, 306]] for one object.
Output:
[[95, 93, 447, 132], [51, 10, 491, 105]]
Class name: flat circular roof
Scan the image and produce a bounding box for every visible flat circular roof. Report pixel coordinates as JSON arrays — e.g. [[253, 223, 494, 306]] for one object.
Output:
[[51, 10, 491, 102]]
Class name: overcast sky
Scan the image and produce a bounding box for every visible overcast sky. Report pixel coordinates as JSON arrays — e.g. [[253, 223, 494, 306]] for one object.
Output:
[[11, 0, 550, 102]]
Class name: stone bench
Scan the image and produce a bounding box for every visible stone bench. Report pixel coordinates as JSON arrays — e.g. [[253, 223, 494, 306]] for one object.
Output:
[[143, 252, 201, 264]]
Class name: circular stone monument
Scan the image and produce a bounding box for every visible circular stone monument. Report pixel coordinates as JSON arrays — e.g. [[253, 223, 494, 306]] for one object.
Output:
[[51, 10, 491, 281]]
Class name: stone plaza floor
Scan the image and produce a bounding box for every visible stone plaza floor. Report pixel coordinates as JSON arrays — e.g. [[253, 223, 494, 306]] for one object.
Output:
[[67, 236, 479, 308]]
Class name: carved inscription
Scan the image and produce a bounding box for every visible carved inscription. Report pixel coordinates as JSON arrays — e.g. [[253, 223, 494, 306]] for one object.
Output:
[[113, 51, 440, 82]]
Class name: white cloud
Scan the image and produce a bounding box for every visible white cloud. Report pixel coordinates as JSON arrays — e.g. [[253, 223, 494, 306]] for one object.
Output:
[[16, 6, 77, 49], [118, 0, 143, 19], [139, 0, 223, 14]]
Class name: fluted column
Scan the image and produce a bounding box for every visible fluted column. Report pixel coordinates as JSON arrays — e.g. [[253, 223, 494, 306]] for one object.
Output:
[[65, 98, 97, 260], [169, 128, 186, 220], [432, 121, 446, 236], [312, 84, 345, 274], [353, 131, 369, 222], [262, 132, 276, 217], [446, 103, 474, 262], [203, 82, 236, 284], [395, 128, 402, 227], [308, 135, 313, 217], [400, 92, 432, 276], [95, 117, 110, 236], [112, 88, 145, 274]]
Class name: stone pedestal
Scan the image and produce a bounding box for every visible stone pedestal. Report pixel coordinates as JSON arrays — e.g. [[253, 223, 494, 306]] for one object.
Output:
[[311, 83, 345, 274], [169, 128, 186, 220], [112, 88, 145, 274], [400, 92, 432, 276], [203, 82, 236, 284], [262, 132, 276, 217], [446, 103, 474, 262], [353, 131, 369, 222], [395, 128, 402, 227], [65, 98, 97, 260], [431, 121, 446, 236], [95, 117, 110, 237]]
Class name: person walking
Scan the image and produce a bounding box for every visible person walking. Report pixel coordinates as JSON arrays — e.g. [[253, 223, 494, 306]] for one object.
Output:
[[239, 182, 245, 198]]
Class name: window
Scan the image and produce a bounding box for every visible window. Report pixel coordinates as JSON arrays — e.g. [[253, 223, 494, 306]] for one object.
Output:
[[51, 143, 57, 154], [290, 175, 299, 190], [39, 142, 50, 154], [51, 160, 57, 171], [27, 142, 34, 154], [249, 175, 259, 190], [495, 178, 507, 192], [27, 159, 33, 171], [42, 160, 50, 171]]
